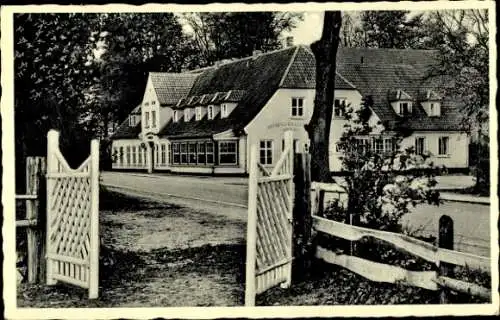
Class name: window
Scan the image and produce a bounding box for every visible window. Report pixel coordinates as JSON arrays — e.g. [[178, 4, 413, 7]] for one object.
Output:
[[198, 143, 206, 164], [399, 102, 412, 116], [145, 112, 150, 128], [291, 97, 304, 117], [221, 104, 228, 118], [355, 138, 371, 154], [180, 143, 188, 163], [129, 116, 136, 127], [373, 138, 383, 154], [161, 144, 166, 165], [173, 110, 179, 122], [438, 136, 449, 155], [126, 146, 131, 165], [206, 142, 214, 164], [428, 102, 441, 116], [334, 99, 346, 118], [188, 143, 197, 163], [167, 144, 171, 164], [195, 107, 203, 121], [119, 147, 124, 165], [151, 111, 156, 128], [384, 138, 396, 153], [208, 106, 214, 120], [152, 101, 156, 105], [132, 146, 137, 165], [172, 143, 180, 164], [259, 140, 273, 165], [219, 141, 238, 164], [184, 109, 191, 122], [415, 137, 425, 155], [138, 146, 142, 165], [155, 144, 159, 166]]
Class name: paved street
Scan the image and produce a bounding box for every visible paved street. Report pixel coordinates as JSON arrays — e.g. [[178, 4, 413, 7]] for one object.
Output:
[[101, 171, 492, 257]]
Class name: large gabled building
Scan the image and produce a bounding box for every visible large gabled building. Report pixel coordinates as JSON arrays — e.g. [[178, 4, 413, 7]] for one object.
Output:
[[111, 45, 469, 174]]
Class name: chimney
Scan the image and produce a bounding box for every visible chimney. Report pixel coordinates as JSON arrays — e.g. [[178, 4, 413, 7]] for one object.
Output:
[[286, 36, 294, 47]]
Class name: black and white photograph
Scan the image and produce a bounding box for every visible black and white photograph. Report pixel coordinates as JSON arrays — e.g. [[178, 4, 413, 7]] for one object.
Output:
[[1, 1, 498, 318]]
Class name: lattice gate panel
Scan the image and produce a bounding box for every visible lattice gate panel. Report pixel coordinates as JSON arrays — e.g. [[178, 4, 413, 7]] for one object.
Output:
[[46, 130, 100, 299], [246, 130, 294, 306]]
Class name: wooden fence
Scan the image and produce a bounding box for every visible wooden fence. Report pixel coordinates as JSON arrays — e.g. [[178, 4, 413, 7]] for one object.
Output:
[[16, 157, 47, 283], [311, 182, 492, 301], [245, 131, 295, 306]]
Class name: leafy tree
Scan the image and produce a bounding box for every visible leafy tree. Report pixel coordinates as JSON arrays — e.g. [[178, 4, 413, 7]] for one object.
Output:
[[340, 12, 366, 47], [182, 12, 303, 66], [307, 11, 342, 182], [89, 13, 190, 135], [359, 11, 427, 49], [14, 13, 98, 170], [423, 10, 489, 194], [328, 97, 440, 232]]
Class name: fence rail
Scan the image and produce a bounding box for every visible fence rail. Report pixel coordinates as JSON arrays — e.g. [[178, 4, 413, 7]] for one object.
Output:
[[313, 215, 490, 272], [313, 214, 491, 300]]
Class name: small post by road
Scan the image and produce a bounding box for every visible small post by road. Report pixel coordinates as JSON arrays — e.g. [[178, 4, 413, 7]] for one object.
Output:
[[438, 215, 454, 303]]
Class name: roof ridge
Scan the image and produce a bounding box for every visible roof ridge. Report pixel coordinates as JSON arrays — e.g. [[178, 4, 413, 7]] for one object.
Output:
[[186, 46, 299, 73], [278, 46, 301, 87]]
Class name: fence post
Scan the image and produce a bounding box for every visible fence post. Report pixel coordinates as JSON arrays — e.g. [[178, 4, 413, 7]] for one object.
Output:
[[89, 139, 100, 299], [245, 145, 258, 307], [46, 130, 58, 285], [25, 157, 47, 283], [438, 215, 454, 303], [293, 152, 312, 279]]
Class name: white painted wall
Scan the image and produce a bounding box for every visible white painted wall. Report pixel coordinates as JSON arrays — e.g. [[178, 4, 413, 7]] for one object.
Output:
[[400, 131, 469, 168], [245, 88, 362, 173], [141, 76, 161, 134], [111, 139, 148, 170]]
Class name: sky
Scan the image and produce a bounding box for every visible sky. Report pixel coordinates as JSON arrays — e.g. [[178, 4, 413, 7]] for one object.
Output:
[[283, 12, 324, 45]]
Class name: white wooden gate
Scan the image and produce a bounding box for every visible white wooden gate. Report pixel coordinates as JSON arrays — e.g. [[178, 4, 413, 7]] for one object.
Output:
[[245, 131, 294, 306], [46, 130, 100, 299]]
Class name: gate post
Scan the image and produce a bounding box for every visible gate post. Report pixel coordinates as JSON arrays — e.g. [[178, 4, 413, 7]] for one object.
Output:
[[282, 130, 294, 288], [26, 157, 47, 283], [245, 145, 258, 307], [46, 130, 58, 286], [89, 139, 100, 299]]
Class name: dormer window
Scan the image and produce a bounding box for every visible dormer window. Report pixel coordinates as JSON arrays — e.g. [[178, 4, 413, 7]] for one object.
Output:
[[173, 110, 179, 122], [208, 106, 214, 120], [184, 109, 191, 122], [221, 104, 228, 118], [419, 89, 442, 117], [195, 107, 203, 121], [129, 115, 136, 127], [398, 102, 412, 116], [428, 102, 441, 116]]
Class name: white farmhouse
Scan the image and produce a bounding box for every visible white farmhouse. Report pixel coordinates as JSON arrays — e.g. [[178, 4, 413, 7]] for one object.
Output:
[[111, 45, 469, 174]]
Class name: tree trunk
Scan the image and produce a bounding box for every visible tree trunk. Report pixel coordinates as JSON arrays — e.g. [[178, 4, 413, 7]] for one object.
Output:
[[306, 11, 342, 182]]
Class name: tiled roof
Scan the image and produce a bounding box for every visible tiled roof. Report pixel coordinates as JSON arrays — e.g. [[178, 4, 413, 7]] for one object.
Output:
[[111, 118, 142, 139], [160, 46, 300, 138], [280, 46, 356, 90], [150, 72, 199, 106], [337, 56, 463, 131], [417, 89, 442, 101], [387, 89, 412, 102], [117, 46, 463, 140]]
